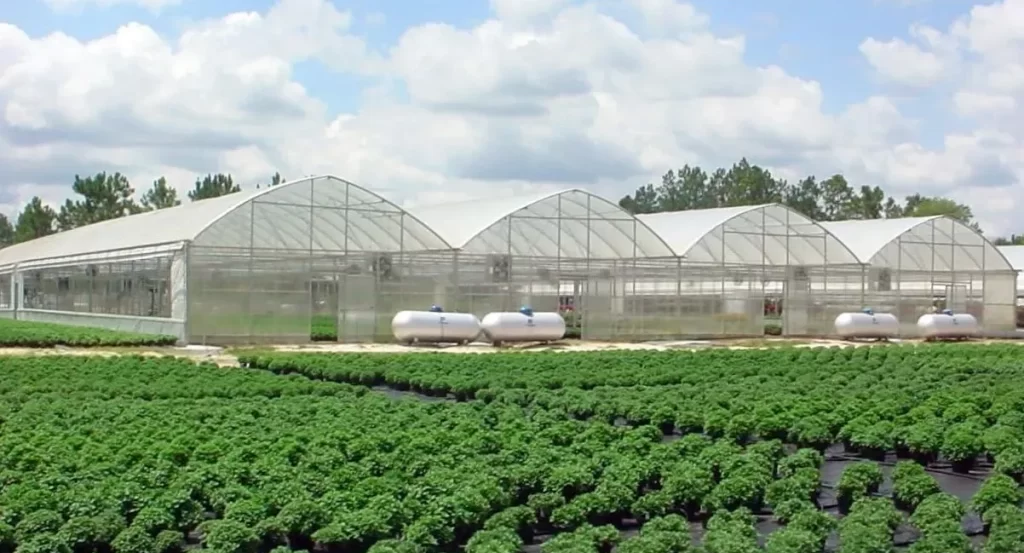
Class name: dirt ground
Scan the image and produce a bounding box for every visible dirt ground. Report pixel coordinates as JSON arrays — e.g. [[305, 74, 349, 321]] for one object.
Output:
[[0, 336, 1021, 367]]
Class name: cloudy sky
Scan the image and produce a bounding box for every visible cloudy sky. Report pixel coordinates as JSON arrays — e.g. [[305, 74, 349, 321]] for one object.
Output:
[[1, 0, 1022, 236]]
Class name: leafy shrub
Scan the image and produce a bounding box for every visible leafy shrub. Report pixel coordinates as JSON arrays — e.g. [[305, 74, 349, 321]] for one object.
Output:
[[910, 493, 965, 536], [891, 461, 940, 511], [972, 474, 1024, 520], [0, 319, 176, 347], [836, 463, 883, 511]]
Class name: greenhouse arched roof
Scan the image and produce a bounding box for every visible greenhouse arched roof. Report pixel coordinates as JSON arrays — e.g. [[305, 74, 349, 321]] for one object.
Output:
[[821, 216, 1014, 272], [638, 203, 861, 266], [0, 175, 451, 269], [409, 189, 677, 259]]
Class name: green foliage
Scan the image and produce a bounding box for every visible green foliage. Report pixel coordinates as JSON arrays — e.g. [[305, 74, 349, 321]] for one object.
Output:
[[1, 345, 1023, 553], [189, 173, 241, 201], [703, 508, 758, 553], [891, 461, 940, 511], [836, 462, 884, 504], [617, 158, 984, 231], [837, 497, 902, 553], [972, 474, 1024, 519], [13, 196, 57, 242], [993, 234, 1024, 246], [909, 493, 965, 536], [0, 213, 14, 247], [983, 505, 1024, 553], [256, 172, 287, 189], [140, 177, 181, 211], [311, 314, 337, 341], [57, 172, 142, 231], [0, 319, 176, 347]]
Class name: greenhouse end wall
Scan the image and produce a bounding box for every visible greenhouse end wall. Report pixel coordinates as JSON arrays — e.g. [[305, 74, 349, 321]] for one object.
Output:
[[827, 217, 1020, 336]]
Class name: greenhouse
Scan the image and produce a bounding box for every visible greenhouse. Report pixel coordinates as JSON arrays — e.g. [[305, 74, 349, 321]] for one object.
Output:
[[637, 204, 865, 337], [823, 217, 1018, 334], [0, 178, 680, 344], [0, 176, 455, 344], [1, 176, 1019, 343], [408, 188, 679, 340]]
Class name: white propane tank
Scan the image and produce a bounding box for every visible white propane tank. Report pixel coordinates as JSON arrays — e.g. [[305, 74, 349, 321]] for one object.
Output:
[[391, 306, 481, 345], [481, 307, 566, 345], [834, 309, 900, 340], [916, 310, 979, 340]]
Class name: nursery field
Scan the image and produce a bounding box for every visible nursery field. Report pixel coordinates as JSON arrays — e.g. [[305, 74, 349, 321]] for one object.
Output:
[[2, 346, 1024, 552], [0, 319, 176, 348]]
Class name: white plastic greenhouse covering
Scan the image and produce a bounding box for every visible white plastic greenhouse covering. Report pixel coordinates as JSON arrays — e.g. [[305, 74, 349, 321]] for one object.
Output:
[[0, 176, 454, 341], [631, 204, 866, 336], [821, 217, 1011, 272], [822, 217, 1018, 333], [0, 174, 1019, 343], [638, 204, 860, 266], [409, 188, 676, 259], [998, 245, 1024, 301], [0, 176, 451, 270]]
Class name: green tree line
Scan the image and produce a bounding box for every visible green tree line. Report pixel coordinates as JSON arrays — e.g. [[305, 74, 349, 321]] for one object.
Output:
[[619, 158, 1024, 245], [0, 172, 285, 247]]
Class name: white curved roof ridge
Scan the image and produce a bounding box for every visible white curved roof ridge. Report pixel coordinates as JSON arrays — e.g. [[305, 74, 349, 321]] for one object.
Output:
[[407, 188, 678, 259], [822, 216, 1014, 272], [820, 217, 941, 264], [0, 175, 452, 268], [638, 203, 861, 266]]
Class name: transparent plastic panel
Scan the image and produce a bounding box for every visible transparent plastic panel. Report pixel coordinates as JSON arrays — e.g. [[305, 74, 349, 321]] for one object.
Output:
[[824, 234, 860, 266], [267, 180, 313, 205], [557, 218, 591, 259], [509, 215, 564, 257], [456, 190, 674, 259], [984, 241, 1015, 271], [193, 202, 253, 249], [463, 218, 512, 256], [187, 249, 312, 345], [310, 207, 352, 252], [250, 202, 314, 251], [0, 273, 11, 309], [863, 218, 1007, 273], [721, 230, 769, 265], [196, 175, 451, 254], [646, 204, 858, 266], [588, 219, 638, 259], [348, 211, 407, 252]]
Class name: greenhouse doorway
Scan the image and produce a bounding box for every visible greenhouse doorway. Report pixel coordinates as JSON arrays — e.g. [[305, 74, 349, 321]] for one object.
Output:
[[338, 274, 378, 342], [943, 284, 968, 313], [559, 281, 584, 339]]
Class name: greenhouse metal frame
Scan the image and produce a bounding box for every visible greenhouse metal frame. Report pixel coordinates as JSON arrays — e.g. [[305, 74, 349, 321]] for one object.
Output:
[[0, 175, 1018, 344], [823, 217, 1018, 335], [408, 188, 680, 341], [637, 204, 866, 337]]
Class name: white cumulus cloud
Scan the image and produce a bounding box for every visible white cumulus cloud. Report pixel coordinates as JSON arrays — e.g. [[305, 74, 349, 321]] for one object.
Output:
[[1, 0, 1023, 236]]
